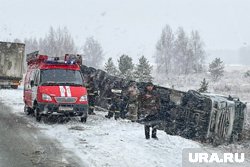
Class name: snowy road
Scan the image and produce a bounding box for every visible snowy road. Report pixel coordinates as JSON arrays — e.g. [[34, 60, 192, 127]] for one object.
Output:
[[1, 88, 249, 167], [0, 102, 82, 167]]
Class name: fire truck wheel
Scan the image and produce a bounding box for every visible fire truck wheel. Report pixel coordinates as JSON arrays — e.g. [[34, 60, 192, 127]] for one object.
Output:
[[35, 107, 42, 122], [24, 105, 33, 115], [11, 85, 18, 89], [80, 117, 87, 123]]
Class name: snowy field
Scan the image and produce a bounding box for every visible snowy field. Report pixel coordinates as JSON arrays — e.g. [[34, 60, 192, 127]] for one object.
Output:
[[0, 88, 203, 167], [155, 65, 250, 99], [154, 64, 250, 126]]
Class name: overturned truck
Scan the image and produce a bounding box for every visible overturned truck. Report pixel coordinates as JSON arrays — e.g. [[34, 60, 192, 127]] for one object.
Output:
[[81, 65, 247, 145]]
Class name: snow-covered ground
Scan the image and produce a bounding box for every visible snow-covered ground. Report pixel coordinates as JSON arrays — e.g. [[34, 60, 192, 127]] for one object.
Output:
[[0, 88, 203, 167]]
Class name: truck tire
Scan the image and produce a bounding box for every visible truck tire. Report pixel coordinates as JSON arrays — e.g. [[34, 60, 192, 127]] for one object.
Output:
[[24, 105, 33, 115], [34, 106, 41, 122], [80, 116, 87, 123], [11, 85, 18, 89]]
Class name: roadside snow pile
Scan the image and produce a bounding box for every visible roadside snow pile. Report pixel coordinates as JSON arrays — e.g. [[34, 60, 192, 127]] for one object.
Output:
[[0, 88, 203, 167]]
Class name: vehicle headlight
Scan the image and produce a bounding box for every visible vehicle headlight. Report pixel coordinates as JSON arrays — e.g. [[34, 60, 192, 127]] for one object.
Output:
[[79, 95, 88, 102], [42, 94, 52, 101]]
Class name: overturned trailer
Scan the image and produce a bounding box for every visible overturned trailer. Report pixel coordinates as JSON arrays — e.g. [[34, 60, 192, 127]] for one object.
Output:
[[81, 65, 247, 145]]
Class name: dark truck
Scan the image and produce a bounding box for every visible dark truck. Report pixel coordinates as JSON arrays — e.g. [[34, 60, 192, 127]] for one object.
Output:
[[80, 65, 247, 145], [0, 41, 25, 89]]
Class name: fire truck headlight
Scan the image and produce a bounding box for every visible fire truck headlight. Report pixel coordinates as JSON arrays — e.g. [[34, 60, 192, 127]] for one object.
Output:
[[79, 95, 88, 102], [42, 94, 52, 101]]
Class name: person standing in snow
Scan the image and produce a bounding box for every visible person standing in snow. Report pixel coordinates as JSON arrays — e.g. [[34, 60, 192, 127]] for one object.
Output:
[[125, 82, 140, 122], [139, 82, 160, 139], [105, 81, 123, 120], [86, 76, 98, 115]]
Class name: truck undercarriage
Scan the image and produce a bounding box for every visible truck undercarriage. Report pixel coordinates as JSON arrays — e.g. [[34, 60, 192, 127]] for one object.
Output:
[[81, 65, 247, 145]]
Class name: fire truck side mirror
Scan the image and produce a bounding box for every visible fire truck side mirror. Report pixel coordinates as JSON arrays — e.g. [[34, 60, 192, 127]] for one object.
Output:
[[30, 80, 34, 87]]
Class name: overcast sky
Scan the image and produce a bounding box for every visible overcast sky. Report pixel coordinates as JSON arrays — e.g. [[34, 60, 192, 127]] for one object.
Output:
[[0, 0, 249, 60]]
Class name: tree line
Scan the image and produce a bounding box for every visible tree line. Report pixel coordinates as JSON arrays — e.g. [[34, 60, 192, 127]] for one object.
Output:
[[156, 25, 225, 83], [21, 25, 224, 83], [23, 26, 153, 82], [155, 25, 205, 75], [104, 55, 153, 82], [24, 27, 104, 69]]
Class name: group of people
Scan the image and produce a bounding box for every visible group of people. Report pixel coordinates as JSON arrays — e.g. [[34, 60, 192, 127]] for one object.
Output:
[[86, 78, 161, 140]]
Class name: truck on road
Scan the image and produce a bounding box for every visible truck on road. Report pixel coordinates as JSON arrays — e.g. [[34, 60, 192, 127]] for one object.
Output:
[[0, 41, 25, 89]]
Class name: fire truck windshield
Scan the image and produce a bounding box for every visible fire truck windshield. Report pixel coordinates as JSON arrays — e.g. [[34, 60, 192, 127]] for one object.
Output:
[[40, 69, 84, 86]]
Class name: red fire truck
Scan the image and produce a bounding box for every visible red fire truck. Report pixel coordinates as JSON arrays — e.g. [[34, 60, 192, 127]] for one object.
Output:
[[23, 52, 88, 122]]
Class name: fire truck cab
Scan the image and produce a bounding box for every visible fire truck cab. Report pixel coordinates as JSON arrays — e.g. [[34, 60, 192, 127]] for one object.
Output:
[[23, 52, 88, 122]]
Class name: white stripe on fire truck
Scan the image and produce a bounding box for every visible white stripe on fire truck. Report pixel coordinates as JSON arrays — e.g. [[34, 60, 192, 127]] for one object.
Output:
[[65, 86, 71, 97], [59, 86, 66, 97]]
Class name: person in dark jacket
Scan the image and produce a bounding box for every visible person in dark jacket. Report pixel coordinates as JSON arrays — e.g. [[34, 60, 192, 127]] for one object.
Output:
[[86, 76, 98, 115], [105, 81, 123, 120], [139, 82, 160, 139]]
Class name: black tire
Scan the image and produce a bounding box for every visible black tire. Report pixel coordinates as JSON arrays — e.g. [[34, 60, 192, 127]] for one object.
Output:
[[80, 117, 87, 123], [11, 85, 18, 89], [34, 106, 42, 122], [24, 105, 33, 115]]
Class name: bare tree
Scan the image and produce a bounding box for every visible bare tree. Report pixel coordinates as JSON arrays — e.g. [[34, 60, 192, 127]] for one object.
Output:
[[189, 30, 205, 73], [155, 25, 174, 74], [174, 27, 190, 74], [83, 37, 104, 68], [24, 38, 39, 54], [39, 27, 77, 57], [155, 25, 206, 76], [24, 27, 77, 58]]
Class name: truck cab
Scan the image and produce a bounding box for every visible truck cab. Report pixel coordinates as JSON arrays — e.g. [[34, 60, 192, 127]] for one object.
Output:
[[23, 52, 88, 122]]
